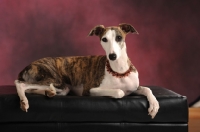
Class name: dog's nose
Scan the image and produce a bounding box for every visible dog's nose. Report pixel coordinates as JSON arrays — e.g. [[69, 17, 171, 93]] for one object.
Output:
[[109, 53, 117, 61]]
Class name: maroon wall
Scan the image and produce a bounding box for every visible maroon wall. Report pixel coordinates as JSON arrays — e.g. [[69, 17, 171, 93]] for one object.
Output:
[[0, 0, 199, 103]]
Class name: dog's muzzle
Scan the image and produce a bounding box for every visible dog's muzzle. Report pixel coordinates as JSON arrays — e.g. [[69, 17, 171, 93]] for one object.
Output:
[[109, 53, 117, 61]]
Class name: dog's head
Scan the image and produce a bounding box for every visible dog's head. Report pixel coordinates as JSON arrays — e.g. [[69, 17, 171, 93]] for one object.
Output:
[[89, 23, 138, 61]]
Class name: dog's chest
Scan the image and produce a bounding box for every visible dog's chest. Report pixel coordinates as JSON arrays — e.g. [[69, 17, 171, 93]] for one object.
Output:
[[100, 70, 139, 95]]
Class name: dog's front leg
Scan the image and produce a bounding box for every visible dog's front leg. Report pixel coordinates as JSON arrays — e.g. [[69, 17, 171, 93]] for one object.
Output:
[[133, 86, 159, 119], [90, 87, 125, 98]]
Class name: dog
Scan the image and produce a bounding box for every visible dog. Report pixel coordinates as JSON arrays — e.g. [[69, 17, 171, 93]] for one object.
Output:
[[15, 23, 159, 119]]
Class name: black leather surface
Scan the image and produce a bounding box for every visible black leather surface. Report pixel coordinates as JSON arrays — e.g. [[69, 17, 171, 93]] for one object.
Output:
[[0, 86, 188, 123], [0, 123, 188, 132]]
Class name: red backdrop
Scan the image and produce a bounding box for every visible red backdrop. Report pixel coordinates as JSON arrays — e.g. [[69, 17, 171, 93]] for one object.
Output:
[[0, 0, 199, 103]]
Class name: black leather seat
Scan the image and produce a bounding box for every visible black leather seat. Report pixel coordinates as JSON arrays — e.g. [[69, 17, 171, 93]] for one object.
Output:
[[0, 86, 188, 132]]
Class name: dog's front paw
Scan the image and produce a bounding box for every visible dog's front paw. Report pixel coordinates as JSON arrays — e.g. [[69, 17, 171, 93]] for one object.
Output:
[[20, 98, 29, 112], [147, 95, 159, 119], [113, 89, 125, 98]]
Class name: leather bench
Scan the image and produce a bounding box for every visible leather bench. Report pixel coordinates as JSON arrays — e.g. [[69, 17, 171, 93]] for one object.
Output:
[[0, 86, 188, 132]]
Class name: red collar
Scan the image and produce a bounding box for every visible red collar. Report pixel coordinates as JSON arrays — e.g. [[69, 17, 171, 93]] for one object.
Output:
[[105, 60, 135, 78]]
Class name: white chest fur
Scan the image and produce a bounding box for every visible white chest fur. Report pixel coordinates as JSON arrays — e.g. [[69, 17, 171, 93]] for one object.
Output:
[[100, 69, 139, 95]]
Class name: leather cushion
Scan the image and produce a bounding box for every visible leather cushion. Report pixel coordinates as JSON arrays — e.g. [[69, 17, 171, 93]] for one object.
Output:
[[0, 86, 188, 123]]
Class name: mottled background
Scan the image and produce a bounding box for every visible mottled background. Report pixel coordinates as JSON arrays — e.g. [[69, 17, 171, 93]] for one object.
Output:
[[0, 0, 199, 104]]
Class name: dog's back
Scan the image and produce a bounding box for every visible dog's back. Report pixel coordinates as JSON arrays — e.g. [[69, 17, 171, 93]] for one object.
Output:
[[18, 55, 107, 95]]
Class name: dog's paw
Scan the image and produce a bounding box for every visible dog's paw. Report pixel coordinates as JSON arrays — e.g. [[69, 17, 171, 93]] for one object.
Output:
[[113, 89, 125, 98], [147, 95, 159, 119], [46, 84, 57, 97], [20, 98, 29, 112], [45, 90, 56, 97], [57, 87, 70, 96]]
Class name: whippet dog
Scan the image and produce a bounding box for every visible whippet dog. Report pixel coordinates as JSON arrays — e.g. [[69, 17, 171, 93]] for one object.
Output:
[[15, 23, 159, 119]]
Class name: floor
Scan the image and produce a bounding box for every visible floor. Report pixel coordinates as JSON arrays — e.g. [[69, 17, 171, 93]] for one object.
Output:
[[189, 108, 200, 132]]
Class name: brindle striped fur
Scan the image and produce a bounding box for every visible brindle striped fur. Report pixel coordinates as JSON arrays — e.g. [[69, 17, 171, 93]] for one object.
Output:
[[18, 55, 107, 96]]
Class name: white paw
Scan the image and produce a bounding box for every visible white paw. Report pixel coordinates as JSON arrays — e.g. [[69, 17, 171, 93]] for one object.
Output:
[[20, 98, 29, 112], [49, 84, 56, 93], [147, 95, 159, 119], [56, 87, 70, 96], [113, 89, 125, 98], [45, 84, 57, 97]]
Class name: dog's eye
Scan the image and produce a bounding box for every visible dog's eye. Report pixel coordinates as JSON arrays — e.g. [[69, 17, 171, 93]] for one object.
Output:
[[116, 36, 122, 42], [102, 38, 108, 42]]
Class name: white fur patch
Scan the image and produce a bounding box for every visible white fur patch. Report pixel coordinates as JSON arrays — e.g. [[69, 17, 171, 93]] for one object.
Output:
[[101, 29, 122, 60], [100, 70, 139, 95]]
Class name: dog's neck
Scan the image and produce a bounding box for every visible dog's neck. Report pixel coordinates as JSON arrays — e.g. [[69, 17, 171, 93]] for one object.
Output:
[[108, 47, 130, 74]]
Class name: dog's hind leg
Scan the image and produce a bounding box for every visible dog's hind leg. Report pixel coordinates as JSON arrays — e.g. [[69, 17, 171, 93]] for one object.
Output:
[[25, 84, 56, 97], [48, 84, 70, 96], [25, 85, 70, 96], [15, 80, 59, 112], [15, 80, 29, 112]]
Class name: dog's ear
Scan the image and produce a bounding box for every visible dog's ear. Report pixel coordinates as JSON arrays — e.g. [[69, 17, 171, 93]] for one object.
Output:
[[88, 25, 105, 37], [119, 23, 139, 34]]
